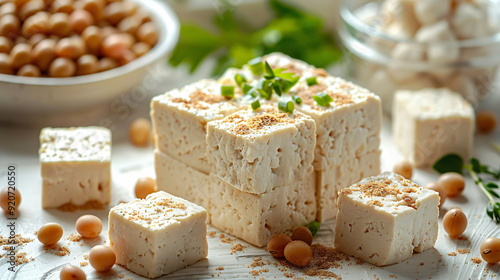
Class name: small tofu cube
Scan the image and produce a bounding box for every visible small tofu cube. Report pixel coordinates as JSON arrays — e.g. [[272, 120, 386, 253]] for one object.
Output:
[[334, 172, 439, 266], [316, 150, 381, 222], [393, 88, 475, 167], [39, 127, 111, 209], [155, 151, 316, 247], [151, 80, 243, 174], [206, 106, 316, 194], [108, 191, 208, 278], [208, 172, 317, 247]]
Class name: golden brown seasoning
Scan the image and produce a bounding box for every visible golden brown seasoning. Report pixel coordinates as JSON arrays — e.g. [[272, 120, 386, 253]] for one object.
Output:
[[171, 90, 226, 110], [297, 83, 354, 109], [230, 112, 295, 135]]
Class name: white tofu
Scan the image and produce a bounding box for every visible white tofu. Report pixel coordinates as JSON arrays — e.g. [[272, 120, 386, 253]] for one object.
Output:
[[206, 106, 316, 194], [292, 76, 382, 171], [316, 150, 381, 222], [39, 127, 111, 209], [393, 88, 475, 167], [108, 191, 208, 278], [414, 0, 450, 25], [154, 151, 316, 247], [154, 149, 210, 215], [334, 172, 439, 266], [150, 79, 243, 174], [208, 172, 317, 247]]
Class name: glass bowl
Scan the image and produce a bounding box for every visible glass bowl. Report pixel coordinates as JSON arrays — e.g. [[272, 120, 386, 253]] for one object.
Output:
[[339, 0, 500, 114]]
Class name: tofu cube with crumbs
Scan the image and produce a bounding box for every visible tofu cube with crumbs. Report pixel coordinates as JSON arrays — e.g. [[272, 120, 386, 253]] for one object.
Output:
[[206, 106, 316, 194], [108, 191, 208, 278], [39, 127, 111, 209], [151, 79, 243, 174], [393, 88, 475, 167], [335, 172, 439, 266]]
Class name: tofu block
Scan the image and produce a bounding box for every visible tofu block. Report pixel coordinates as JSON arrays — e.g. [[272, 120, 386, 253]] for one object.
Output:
[[206, 106, 316, 194], [393, 88, 475, 167], [151, 80, 243, 174], [316, 150, 381, 222], [334, 172, 439, 266], [208, 172, 317, 247], [154, 151, 317, 247], [293, 76, 382, 171], [108, 191, 208, 278], [39, 127, 111, 209], [155, 149, 210, 214]]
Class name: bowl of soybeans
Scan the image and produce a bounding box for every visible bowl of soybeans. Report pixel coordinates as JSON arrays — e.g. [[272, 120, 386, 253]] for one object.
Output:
[[0, 0, 179, 122]]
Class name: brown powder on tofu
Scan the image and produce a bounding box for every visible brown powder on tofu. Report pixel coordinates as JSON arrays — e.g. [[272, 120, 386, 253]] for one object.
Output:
[[367, 200, 383, 207], [171, 90, 226, 110], [359, 182, 400, 197], [231, 113, 295, 135], [155, 198, 187, 210], [297, 84, 354, 109]]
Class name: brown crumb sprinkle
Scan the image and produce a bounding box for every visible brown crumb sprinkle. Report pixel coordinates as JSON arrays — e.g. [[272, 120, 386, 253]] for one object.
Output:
[[471, 257, 482, 264], [250, 269, 269, 276], [55, 246, 71, 257], [66, 233, 83, 242], [80, 261, 89, 267], [216, 266, 224, 271], [14, 252, 34, 265], [448, 252, 457, 256], [458, 249, 470, 254], [230, 243, 247, 254], [230, 111, 296, 136], [208, 231, 217, 238], [0, 234, 34, 247]]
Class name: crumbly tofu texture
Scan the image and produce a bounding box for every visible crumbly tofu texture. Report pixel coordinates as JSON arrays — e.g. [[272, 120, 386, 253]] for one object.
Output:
[[393, 88, 475, 167], [206, 106, 316, 194], [292, 76, 382, 171], [335, 172, 439, 266], [39, 127, 111, 209], [108, 191, 208, 278], [154, 151, 317, 247], [155, 149, 210, 216], [316, 150, 381, 222], [151, 79, 243, 174]]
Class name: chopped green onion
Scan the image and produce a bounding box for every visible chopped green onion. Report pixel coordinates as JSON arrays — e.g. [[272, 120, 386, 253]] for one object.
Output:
[[257, 79, 273, 100], [278, 98, 294, 114], [251, 99, 261, 110], [221, 85, 235, 98], [306, 76, 317, 86], [293, 95, 302, 105], [313, 92, 333, 107], [306, 221, 320, 236], [273, 83, 282, 96], [264, 61, 274, 79], [248, 57, 264, 76], [242, 84, 253, 95], [235, 74, 247, 87]]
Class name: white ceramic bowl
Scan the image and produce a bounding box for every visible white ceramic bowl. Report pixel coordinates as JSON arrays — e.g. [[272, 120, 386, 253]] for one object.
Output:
[[0, 0, 179, 125]]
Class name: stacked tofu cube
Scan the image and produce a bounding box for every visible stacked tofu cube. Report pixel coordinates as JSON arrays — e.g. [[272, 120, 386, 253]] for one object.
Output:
[[152, 53, 382, 246], [220, 53, 383, 221]]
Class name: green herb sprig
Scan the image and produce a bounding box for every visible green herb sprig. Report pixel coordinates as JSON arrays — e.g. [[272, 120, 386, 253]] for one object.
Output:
[[232, 57, 300, 113], [433, 154, 500, 222], [169, 0, 341, 76], [306, 221, 320, 236]]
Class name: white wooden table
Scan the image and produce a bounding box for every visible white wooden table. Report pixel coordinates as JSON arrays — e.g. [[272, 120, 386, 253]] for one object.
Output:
[[0, 61, 499, 279]]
